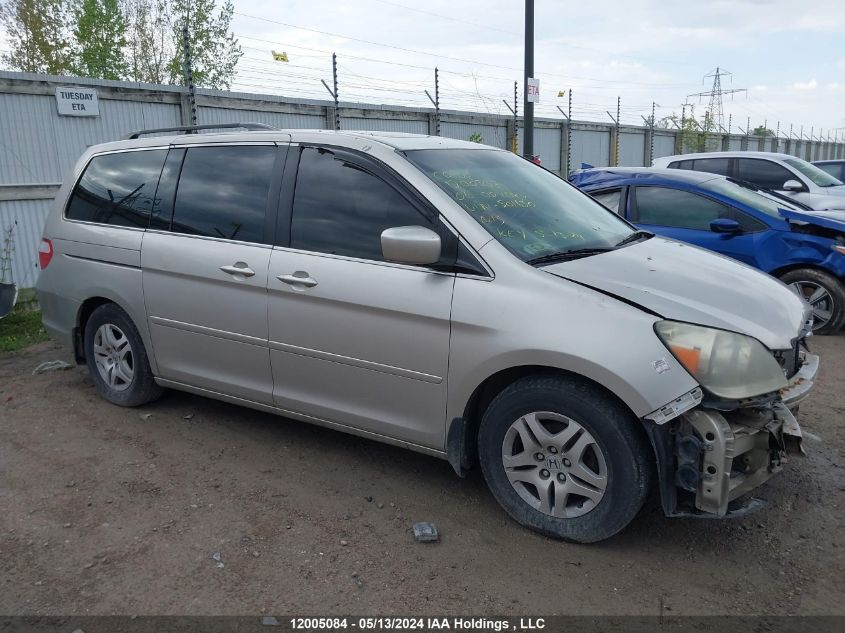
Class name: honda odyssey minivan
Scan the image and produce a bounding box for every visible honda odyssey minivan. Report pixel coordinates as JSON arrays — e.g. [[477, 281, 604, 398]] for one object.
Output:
[[37, 126, 818, 542]]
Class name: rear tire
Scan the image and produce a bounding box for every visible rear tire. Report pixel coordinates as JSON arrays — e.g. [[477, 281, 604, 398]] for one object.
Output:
[[83, 303, 163, 407], [779, 268, 845, 335], [477, 373, 652, 543]]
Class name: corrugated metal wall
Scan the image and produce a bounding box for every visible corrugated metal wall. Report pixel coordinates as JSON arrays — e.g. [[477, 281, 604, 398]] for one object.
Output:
[[0, 199, 52, 289], [340, 116, 428, 134], [571, 129, 610, 167], [0, 93, 179, 185], [201, 106, 326, 130], [652, 134, 676, 161], [441, 121, 507, 149], [618, 132, 645, 167]]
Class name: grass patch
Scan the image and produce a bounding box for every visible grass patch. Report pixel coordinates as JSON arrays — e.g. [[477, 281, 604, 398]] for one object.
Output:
[[0, 300, 50, 353]]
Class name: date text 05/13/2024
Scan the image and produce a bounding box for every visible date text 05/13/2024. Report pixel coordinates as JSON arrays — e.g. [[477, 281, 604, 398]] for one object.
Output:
[[288, 617, 547, 631]]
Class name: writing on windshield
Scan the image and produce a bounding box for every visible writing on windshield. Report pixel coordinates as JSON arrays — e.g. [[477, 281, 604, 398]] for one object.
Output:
[[406, 150, 631, 261]]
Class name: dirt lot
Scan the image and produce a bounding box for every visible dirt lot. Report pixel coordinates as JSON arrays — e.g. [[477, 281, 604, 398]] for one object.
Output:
[[1, 335, 844, 616]]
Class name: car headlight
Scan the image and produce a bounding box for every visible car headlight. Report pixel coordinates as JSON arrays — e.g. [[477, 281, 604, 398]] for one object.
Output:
[[654, 321, 787, 400]]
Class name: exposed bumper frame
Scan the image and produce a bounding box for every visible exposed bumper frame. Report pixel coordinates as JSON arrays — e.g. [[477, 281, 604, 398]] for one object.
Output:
[[644, 352, 819, 519]]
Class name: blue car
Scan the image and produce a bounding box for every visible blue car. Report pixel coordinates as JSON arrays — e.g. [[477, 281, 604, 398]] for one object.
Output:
[[570, 167, 845, 334]]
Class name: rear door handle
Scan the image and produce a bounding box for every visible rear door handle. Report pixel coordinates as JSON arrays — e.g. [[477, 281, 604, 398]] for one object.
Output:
[[220, 263, 255, 277], [277, 272, 318, 288]]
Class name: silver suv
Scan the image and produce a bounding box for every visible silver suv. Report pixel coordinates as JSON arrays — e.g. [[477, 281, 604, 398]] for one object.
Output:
[[37, 126, 818, 542], [654, 151, 845, 210]]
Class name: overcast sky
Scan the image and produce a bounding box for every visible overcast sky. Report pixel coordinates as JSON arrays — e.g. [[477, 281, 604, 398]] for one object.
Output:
[[229, 0, 844, 137]]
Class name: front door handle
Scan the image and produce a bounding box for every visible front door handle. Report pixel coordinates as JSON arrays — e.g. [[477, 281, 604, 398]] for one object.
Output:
[[220, 262, 255, 278], [277, 272, 318, 288]]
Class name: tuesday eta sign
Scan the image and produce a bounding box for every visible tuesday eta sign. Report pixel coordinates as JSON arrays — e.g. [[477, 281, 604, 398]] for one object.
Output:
[[55, 87, 100, 117]]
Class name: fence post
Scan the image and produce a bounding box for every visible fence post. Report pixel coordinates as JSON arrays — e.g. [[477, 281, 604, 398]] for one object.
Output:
[[428, 113, 438, 136], [559, 120, 568, 176], [506, 118, 516, 154], [179, 93, 194, 126]]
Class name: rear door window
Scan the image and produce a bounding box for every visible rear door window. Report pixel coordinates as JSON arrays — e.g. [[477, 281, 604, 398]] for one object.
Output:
[[691, 158, 730, 176], [633, 187, 733, 230], [735, 158, 795, 190], [170, 145, 277, 244], [66, 149, 167, 227]]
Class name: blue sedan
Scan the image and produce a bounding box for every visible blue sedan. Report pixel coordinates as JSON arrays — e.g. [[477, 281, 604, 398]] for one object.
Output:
[[570, 167, 845, 334]]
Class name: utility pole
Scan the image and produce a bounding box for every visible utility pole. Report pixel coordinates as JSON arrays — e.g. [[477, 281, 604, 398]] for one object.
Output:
[[181, 23, 197, 128], [321, 53, 340, 131], [425, 68, 441, 136], [523, 0, 534, 159]]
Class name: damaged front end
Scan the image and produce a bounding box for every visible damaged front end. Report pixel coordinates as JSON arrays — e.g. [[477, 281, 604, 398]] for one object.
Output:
[[644, 348, 818, 519]]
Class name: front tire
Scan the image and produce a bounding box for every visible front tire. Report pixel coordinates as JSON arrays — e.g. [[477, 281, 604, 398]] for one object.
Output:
[[84, 303, 163, 407], [779, 268, 845, 335], [478, 373, 652, 543]]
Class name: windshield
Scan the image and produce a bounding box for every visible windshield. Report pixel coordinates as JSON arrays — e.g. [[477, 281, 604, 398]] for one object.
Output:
[[702, 178, 799, 218], [404, 149, 634, 262], [783, 158, 843, 187]]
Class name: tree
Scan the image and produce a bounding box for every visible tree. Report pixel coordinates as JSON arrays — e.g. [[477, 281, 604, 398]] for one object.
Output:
[[752, 125, 774, 137], [658, 109, 703, 152], [71, 0, 128, 79], [168, 0, 241, 90], [123, 0, 172, 84], [0, 0, 72, 74]]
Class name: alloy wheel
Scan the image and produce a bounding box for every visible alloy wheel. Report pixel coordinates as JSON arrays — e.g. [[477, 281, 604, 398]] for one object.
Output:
[[790, 281, 833, 330]]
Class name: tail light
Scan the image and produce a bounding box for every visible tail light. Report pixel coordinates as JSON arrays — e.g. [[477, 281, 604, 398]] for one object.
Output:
[[38, 238, 53, 269]]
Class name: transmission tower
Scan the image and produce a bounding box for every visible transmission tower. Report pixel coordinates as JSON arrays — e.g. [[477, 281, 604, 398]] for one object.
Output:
[[688, 67, 746, 133]]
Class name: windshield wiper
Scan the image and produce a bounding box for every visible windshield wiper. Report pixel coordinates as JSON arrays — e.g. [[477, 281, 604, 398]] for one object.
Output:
[[614, 230, 653, 247], [526, 248, 612, 266]]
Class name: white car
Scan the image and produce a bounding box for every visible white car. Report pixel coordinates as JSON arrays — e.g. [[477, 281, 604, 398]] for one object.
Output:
[[654, 151, 845, 211]]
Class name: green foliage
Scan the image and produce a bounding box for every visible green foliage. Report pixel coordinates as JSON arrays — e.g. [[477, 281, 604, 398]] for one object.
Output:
[[123, 0, 171, 84], [167, 0, 242, 90], [0, 0, 72, 74], [752, 126, 774, 137], [0, 303, 49, 353], [658, 109, 702, 152], [71, 0, 128, 80], [0, 0, 242, 88], [468, 132, 483, 144]]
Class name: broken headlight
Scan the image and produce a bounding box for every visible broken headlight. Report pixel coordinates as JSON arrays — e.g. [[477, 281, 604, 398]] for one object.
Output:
[[654, 321, 787, 400]]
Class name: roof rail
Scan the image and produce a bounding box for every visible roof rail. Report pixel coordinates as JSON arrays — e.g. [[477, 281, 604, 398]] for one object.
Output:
[[126, 122, 278, 140]]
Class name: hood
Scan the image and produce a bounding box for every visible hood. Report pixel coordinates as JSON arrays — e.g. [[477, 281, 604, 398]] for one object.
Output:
[[544, 237, 809, 350], [779, 207, 845, 233], [821, 185, 845, 197], [798, 190, 845, 210]]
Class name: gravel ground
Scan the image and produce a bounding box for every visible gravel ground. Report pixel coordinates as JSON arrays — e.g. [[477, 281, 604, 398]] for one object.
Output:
[[1, 335, 843, 616]]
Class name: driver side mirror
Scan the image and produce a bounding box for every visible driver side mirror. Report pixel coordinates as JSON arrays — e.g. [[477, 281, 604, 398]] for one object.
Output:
[[381, 226, 442, 265], [710, 218, 742, 234], [782, 179, 804, 192]]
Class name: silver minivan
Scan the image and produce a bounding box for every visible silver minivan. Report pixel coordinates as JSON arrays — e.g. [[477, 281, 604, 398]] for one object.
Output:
[[37, 127, 818, 542]]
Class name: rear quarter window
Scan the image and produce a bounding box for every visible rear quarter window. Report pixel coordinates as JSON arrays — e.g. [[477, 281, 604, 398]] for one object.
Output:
[[65, 149, 167, 228]]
